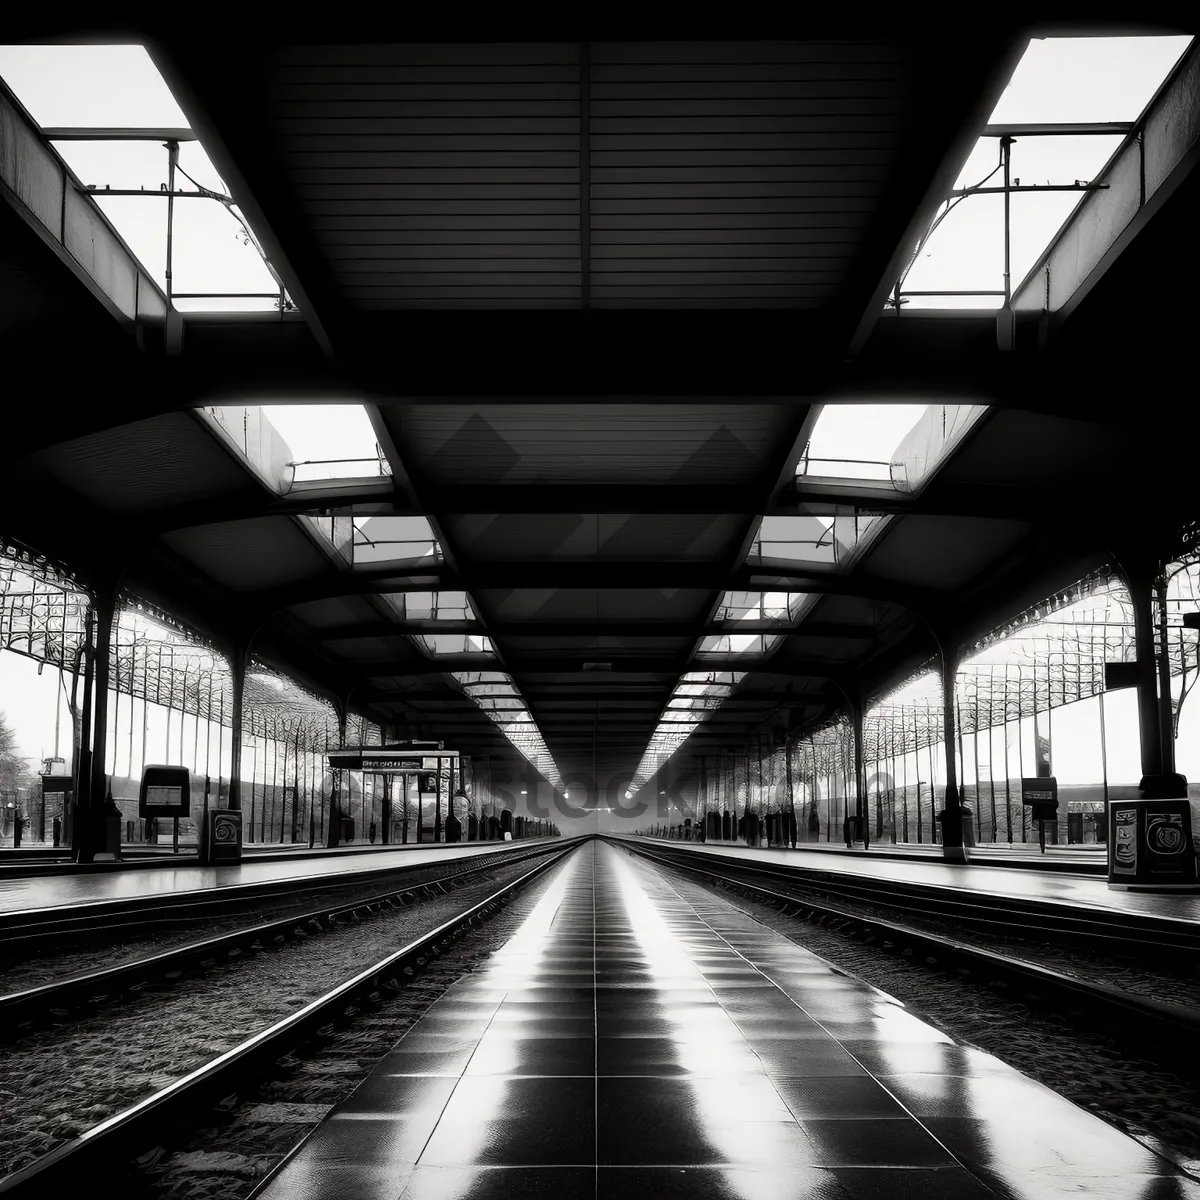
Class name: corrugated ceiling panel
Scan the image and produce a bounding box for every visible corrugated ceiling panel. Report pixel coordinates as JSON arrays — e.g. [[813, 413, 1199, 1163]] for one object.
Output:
[[478, 588, 710, 622], [589, 41, 906, 307], [394, 403, 790, 483], [267, 41, 908, 310], [269, 43, 581, 308], [161, 518, 331, 591], [28, 413, 252, 511], [442, 513, 745, 560]]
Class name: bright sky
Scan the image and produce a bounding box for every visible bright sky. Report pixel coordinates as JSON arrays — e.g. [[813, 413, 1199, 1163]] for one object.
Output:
[[260, 405, 384, 479], [804, 404, 927, 478], [902, 35, 1194, 308], [0, 44, 279, 311]]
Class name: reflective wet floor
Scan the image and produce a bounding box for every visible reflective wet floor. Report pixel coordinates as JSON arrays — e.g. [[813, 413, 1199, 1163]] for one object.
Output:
[[254, 841, 1200, 1199]]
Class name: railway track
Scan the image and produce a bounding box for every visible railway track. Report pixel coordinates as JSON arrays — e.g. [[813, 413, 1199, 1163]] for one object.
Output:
[[0, 839, 581, 1033], [622, 841, 1200, 1061], [0, 839, 580, 1197], [0, 840, 564, 951], [626, 840, 1200, 953]]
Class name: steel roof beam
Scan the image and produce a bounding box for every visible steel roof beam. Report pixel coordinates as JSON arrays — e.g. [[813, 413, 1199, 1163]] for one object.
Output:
[[0, 81, 169, 343], [1011, 40, 1200, 334], [315, 619, 880, 642]]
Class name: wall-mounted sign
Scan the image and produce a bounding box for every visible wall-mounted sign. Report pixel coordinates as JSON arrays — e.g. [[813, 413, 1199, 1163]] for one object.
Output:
[[1109, 798, 1198, 890], [139, 765, 191, 818]]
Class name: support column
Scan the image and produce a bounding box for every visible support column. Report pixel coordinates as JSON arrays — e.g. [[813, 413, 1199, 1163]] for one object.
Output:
[[327, 699, 348, 848], [850, 694, 868, 850], [228, 642, 247, 812], [1122, 555, 1166, 782], [938, 637, 968, 864], [73, 588, 112, 863], [1154, 572, 1177, 777], [87, 585, 115, 859], [435, 757, 443, 842]]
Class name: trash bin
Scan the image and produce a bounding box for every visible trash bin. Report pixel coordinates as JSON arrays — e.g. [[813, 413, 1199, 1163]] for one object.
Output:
[[1108, 774, 1199, 891], [201, 809, 243, 864]]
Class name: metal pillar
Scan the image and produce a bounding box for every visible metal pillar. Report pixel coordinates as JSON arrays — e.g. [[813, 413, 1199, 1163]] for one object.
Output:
[[1154, 572, 1177, 777], [1123, 557, 1166, 780], [228, 643, 247, 812], [327, 700, 348, 848], [938, 639, 968, 863], [87, 585, 115, 856]]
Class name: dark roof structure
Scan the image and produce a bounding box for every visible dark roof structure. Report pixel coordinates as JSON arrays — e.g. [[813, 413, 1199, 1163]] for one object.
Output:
[[2, 15, 1198, 801]]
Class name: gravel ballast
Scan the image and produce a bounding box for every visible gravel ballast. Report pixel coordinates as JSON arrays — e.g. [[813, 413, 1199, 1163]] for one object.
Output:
[[0, 846, 568, 1180]]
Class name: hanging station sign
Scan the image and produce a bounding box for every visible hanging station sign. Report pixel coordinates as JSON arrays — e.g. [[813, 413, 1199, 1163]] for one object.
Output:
[[327, 748, 459, 772], [139, 765, 192, 817]]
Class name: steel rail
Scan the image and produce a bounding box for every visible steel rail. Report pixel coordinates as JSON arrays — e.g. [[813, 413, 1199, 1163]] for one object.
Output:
[[0, 838, 585, 1030], [0, 839, 566, 946], [625, 841, 1200, 954], [621, 842, 1200, 1045], [0, 839, 581, 1197]]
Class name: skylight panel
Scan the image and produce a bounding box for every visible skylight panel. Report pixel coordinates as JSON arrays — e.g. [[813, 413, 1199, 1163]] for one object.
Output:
[[628, 671, 748, 798], [747, 516, 837, 566], [353, 517, 440, 567], [387, 590, 471, 621], [696, 632, 782, 658], [414, 633, 493, 657], [799, 406, 927, 482], [716, 591, 802, 623], [0, 44, 292, 313], [892, 35, 1193, 311], [261, 406, 391, 483], [449, 670, 564, 790]]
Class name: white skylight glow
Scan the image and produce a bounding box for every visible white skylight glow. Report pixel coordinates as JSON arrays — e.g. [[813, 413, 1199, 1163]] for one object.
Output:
[[799, 406, 927, 481], [0, 44, 291, 313], [416, 633, 493, 657], [629, 671, 747, 798], [450, 671, 564, 790], [261, 406, 390, 482], [353, 516, 439, 566], [716, 591, 803, 623], [896, 35, 1193, 310]]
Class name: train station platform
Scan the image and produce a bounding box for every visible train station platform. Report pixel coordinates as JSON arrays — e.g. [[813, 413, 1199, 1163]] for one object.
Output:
[[253, 839, 1199, 1200], [626, 836, 1200, 925], [0, 838, 560, 921], [697, 838, 1107, 874]]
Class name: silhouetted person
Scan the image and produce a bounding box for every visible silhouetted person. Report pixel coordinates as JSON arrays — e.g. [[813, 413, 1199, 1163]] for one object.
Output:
[[369, 820, 377, 844], [468, 811, 479, 841]]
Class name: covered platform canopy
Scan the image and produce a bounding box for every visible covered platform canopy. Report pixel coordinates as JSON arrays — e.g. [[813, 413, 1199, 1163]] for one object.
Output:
[[1, 12, 1198, 825]]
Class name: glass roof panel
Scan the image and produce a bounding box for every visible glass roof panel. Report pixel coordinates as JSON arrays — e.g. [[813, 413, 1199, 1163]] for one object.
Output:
[[261, 406, 390, 483], [384, 590, 471, 621], [894, 35, 1193, 311], [353, 516, 440, 567], [0, 45, 293, 313], [449, 670, 563, 790], [716, 590, 803, 622], [798, 406, 927, 483], [414, 633, 493, 657], [629, 669, 750, 796]]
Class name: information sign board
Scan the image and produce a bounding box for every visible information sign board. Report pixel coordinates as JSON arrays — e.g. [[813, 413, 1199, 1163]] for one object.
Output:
[[139, 765, 191, 817]]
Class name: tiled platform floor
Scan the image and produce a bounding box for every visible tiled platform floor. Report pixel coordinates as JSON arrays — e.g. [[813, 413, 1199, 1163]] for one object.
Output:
[[625, 836, 1200, 924], [253, 840, 1200, 1200], [0, 839, 557, 917]]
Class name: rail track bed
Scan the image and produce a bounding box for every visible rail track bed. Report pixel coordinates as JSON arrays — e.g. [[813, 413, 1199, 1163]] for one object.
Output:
[[0, 841, 579, 1193], [622, 840, 1200, 1177]]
